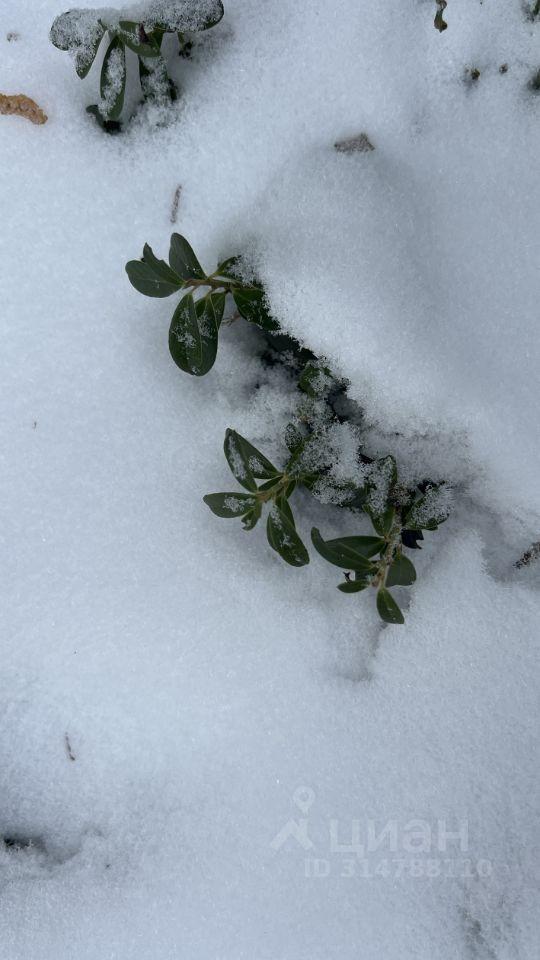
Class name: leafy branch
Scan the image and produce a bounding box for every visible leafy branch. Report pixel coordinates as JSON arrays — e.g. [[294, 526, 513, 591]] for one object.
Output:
[[50, 2, 224, 129], [126, 233, 450, 625], [126, 233, 278, 376]]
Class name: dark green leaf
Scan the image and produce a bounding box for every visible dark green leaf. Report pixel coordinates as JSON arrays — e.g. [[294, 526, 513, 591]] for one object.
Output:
[[224, 429, 279, 488], [215, 255, 242, 280], [117, 20, 161, 56], [401, 529, 424, 550], [275, 494, 295, 527], [232, 287, 280, 331], [242, 501, 262, 530], [75, 22, 106, 77], [267, 507, 309, 567], [338, 579, 370, 593], [143, 242, 184, 284], [376, 588, 404, 624], [86, 104, 122, 133], [50, 11, 79, 50], [209, 291, 225, 327], [311, 528, 377, 573], [168, 292, 219, 376], [100, 37, 126, 121], [125, 254, 182, 297], [298, 362, 334, 399], [198, 0, 225, 29], [203, 492, 258, 518], [169, 234, 205, 281], [329, 535, 385, 557], [404, 487, 449, 530], [386, 553, 416, 587], [366, 505, 395, 537]]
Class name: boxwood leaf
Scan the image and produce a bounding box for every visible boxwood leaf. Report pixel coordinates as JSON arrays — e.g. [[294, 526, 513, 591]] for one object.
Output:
[[366, 504, 395, 537], [198, 0, 225, 29], [331, 536, 385, 557], [401, 529, 424, 550], [209, 291, 225, 327], [242, 501, 262, 531], [275, 494, 295, 527], [376, 588, 404, 624], [267, 506, 309, 567], [298, 362, 334, 399], [169, 292, 219, 376], [338, 579, 370, 593], [144, 242, 184, 283], [74, 21, 106, 77], [232, 287, 280, 331], [224, 429, 279, 488], [117, 20, 161, 57], [311, 529, 378, 573], [386, 553, 416, 587], [169, 233, 205, 281], [203, 492, 258, 518], [216, 256, 242, 281], [100, 37, 126, 121], [125, 250, 183, 297]]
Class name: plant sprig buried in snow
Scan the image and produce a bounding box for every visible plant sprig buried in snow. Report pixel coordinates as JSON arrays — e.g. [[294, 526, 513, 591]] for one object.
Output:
[[127, 232, 450, 625], [50, 1, 224, 129]]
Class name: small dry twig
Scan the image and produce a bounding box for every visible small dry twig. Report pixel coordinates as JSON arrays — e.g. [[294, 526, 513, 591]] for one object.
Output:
[[0, 93, 47, 124], [170, 184, 182, 224], [64, 733, 76, 761]]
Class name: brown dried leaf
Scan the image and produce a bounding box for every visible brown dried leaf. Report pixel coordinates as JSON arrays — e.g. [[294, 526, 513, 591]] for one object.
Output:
[[0, 93, 47, 124]]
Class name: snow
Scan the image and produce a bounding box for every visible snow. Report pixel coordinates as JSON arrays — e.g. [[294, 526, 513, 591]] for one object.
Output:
[[1, 0, 539, 957]]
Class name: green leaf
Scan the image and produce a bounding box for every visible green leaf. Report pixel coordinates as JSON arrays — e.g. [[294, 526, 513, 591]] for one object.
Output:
[[404, 488, 449, 530], [169, 234, 205, 281], [366, 505, 395, 537], [338, 579, 370, 593], [203, 492, 258, 518], [144, 242, 184, 283], [100, 37, 126, 121], [275, 494, 295, 527], [242, 501, 262, 531], [330, 536, 385, 557], [168, 292, 219, 376], [76, 22, 106, 77], [232, 287, 280, 331], [311, 528, 377, 573], [117, 20, 161, 57], [386, 553, 416, 587], [216, 256, 242, 280], [267, 507, 309, 567], [376, 588, 404, 624], [125, 251, 183, 297], [298, 362, 334, 399], [86, 104, 121, 134], [224, 430, 279, 489], [198, 0, 225, 29]]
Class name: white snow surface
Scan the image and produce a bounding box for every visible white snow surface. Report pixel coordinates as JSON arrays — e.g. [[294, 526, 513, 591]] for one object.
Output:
[[1, 1, 539, 957]]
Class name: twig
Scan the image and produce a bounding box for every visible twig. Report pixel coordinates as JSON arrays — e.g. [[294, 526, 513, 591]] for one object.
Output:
[[170, 184, 182, 224], [64, 733, 76, 761]]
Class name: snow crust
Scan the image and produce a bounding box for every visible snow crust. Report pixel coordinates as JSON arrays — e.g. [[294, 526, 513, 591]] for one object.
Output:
[[1, 0, 539, 957]]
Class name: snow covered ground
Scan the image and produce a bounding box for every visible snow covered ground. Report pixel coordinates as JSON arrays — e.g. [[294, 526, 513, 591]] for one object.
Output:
[[1, 1, 539, 957]]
